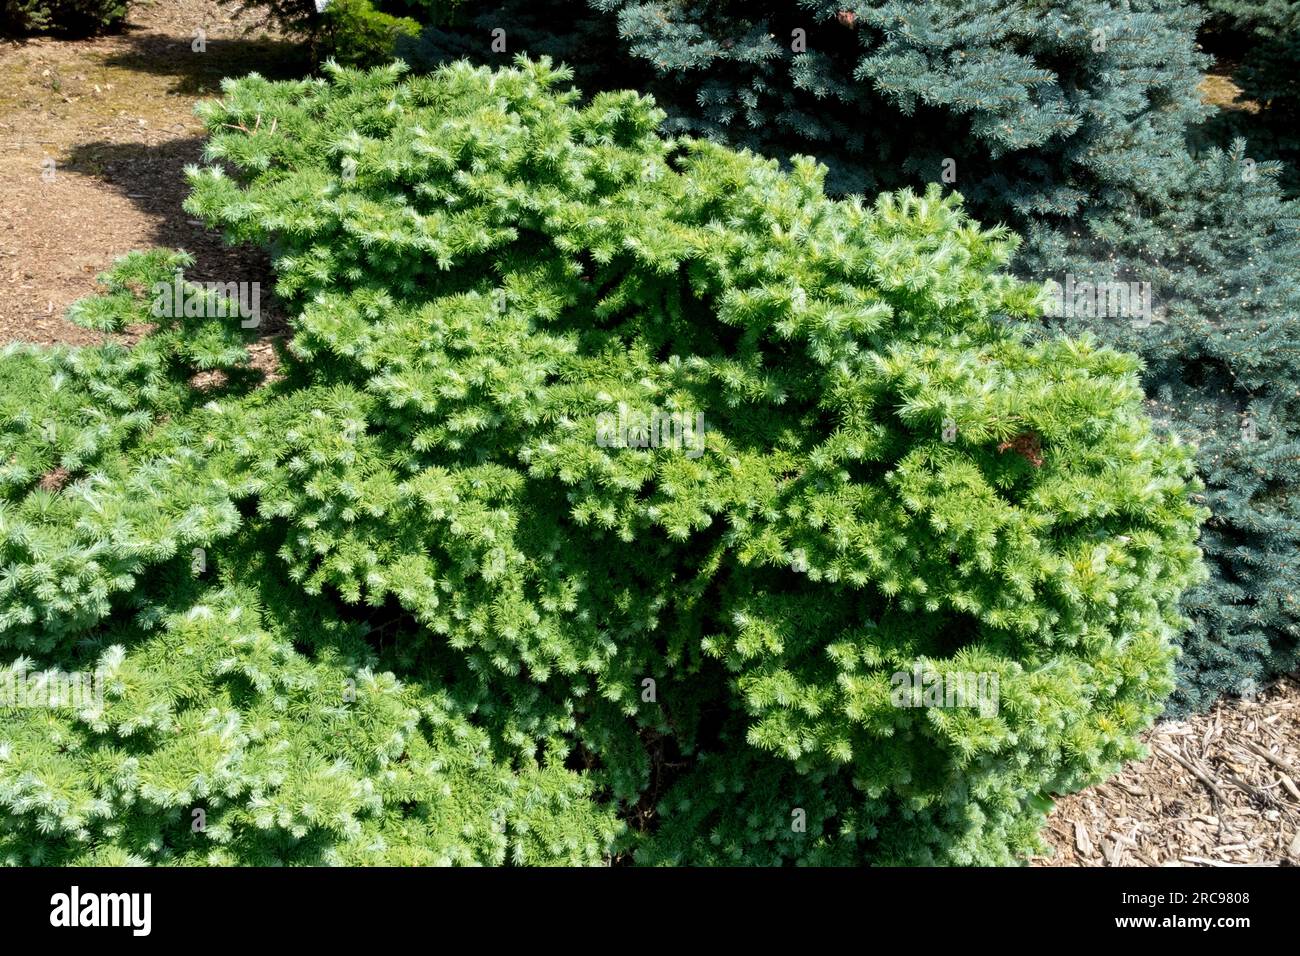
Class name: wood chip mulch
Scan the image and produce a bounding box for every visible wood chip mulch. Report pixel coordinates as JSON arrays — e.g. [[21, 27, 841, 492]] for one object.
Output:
[[0, 0, 304, 346], [1034, 676, 1300, 867]]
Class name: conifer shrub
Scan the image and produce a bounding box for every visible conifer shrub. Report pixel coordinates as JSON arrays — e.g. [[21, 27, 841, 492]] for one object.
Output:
[[1029, 142, 1300, 714], [0, 251, 617, 865], [236, 0, 460, 66], [403, 0, 1300, 716], [2, 60, 1206, 864]]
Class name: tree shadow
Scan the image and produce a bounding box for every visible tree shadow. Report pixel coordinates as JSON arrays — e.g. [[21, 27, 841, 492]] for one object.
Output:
[[63, 136, 286, 333], [99, 26, 312, 96]]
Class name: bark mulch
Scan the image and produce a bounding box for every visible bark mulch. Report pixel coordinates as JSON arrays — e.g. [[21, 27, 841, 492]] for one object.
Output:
[[1035, 677, 1300, 867], [0, 0, 305, 345]]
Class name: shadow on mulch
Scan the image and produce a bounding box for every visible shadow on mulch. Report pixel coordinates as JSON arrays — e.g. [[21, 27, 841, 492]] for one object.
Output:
[[61, 136, 287, 333], [99, 28, 312, 96]]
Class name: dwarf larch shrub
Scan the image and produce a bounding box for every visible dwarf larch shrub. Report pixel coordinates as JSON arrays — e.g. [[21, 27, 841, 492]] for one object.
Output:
[[404, 0, 1300, 717], [1, 59, 1205, 865]]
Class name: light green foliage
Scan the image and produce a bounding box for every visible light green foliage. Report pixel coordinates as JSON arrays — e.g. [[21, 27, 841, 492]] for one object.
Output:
[[0, 548, 616, 865], [407, 0, 1300, 716], [1, 60, 1205, 865], [0, 251, 252, 649]]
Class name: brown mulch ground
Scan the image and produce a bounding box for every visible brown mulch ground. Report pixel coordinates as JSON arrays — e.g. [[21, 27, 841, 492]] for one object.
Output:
[[2, 2, 1294, 867], [0, 0, 305, 345], [1035, 677, 1300, 867]]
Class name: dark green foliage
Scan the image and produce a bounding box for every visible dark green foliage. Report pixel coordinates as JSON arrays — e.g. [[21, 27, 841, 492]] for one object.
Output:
[[317, 0, 421, 66], [0, 0, 126, 35], [2, 61, 1205, 864], [236, 0, 459, 65]]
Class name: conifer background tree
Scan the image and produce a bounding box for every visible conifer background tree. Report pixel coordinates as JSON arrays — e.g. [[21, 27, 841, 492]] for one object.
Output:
[[235, 0, 464, 65], [0, 0, 127, 35], [2, 60, 1207, 864]]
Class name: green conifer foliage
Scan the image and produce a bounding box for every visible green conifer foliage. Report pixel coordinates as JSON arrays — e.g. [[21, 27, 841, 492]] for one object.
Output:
[[3, 60, 1205, 864], [1027, 141, 1300, 714], [0, 0, 127, 36], [234, 0, 463, 66], [0, 253, 617, 866], [408, 1, 1210, 210], [0, 250, 253, 650], [0, 552, 618, 866], [402, 0, 1300, 715]]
